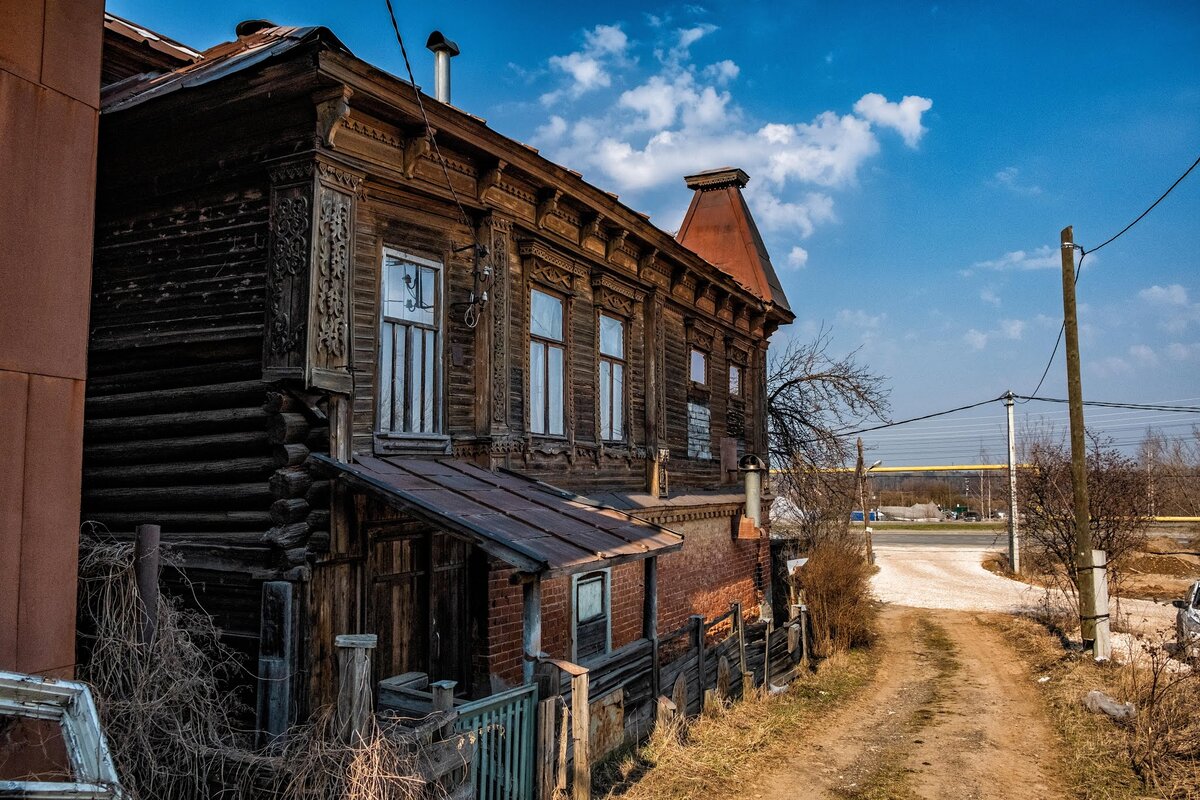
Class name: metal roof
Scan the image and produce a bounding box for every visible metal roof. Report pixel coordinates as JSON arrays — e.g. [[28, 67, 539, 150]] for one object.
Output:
[[310, 455, 683, 578], [101, 24, 351, 113]]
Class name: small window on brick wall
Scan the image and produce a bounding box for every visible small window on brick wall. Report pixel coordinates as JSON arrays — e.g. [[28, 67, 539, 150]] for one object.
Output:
[[687, 401, 712, 460], [573, 570, 610, 661]]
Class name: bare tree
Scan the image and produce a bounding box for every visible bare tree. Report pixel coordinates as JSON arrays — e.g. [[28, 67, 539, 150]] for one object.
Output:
[[1139, 426, 1200, 518], [1018, 430, 1152, 604], [766, 329, 888, 543]]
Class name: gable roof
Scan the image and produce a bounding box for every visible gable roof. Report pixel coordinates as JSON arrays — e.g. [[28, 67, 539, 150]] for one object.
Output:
[[676, 168, 794, 317], [310, 455, 683, 578]]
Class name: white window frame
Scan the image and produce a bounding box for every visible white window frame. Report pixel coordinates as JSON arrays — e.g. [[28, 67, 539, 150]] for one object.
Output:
[[529, 287, 566, 436], [571, 569, 612, 663], [597, 313, 626, 442], [378, 249, 444, 437]]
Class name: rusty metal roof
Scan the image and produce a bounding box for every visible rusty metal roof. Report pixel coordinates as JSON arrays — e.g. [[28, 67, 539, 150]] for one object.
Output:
[[310, 455, 683, 578], [101, 24, 350, 113]]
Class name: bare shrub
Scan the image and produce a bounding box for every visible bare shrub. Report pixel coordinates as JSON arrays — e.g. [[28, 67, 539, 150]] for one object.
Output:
[[1017, 430, 1152, 619], [795, 534, 876, 656], [1114, 639, 1200, 796]]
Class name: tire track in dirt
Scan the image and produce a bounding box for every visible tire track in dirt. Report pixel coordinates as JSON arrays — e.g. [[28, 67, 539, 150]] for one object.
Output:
[[752, 607, 1067, 800]]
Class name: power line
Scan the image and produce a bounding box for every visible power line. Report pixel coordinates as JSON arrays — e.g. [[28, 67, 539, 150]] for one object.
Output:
[[1021, 151, 1200, 401], [1014, 395, 1200, 413], [382, 0, 473, 230], [820, 395, 1006, 441]]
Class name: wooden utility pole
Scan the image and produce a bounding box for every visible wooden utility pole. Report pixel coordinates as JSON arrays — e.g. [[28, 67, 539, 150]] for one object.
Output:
[[1060, 226, 1098, 644], [855, 438, 873, 563]]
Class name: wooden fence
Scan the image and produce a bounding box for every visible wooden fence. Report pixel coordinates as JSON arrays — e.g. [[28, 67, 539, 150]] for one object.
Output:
[[534, 602, 812, 799]]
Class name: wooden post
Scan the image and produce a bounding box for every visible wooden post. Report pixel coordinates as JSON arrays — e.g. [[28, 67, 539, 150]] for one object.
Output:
[[763, 618, 774, 689], [671, 673, 687, 718], [524, 577, 543, 686], [335, 633, 377, 744], [1060, 225, 1098, 644], [536, 696, 559, 800], [570, 669, 590, 800], [431, 679, 456, 739], [556, 699, 569, 795], [733, 602, 748, 678], [691, 614, 706, 697], [134, 523, 161, 645], [257, 581, 295, 745], [644, 557, 660, 698], [716, 656, 731, 699], [655, 695, 677, 731]]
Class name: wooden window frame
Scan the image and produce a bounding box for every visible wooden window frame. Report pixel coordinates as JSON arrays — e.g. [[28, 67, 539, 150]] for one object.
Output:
[[597, 312, 627, 443], [570, 569, 612, 663], [689, 348, 708, 387], [728, 363, 743, 397], [377, 248, 446, 441], [529, 286, 567, 437]]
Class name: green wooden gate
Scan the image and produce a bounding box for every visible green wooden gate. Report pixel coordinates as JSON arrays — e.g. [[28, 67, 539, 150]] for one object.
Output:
[[454, 683, 536, 800]]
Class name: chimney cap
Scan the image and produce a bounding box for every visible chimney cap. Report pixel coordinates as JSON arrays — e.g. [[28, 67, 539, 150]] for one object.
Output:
[[684, 167, 750, 191], [235, 19, 277, 38], [426, 31, 460, 57]]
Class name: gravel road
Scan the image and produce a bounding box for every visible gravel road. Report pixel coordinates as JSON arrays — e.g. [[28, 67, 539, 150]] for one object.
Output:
[[872, 542, 1176, 634]]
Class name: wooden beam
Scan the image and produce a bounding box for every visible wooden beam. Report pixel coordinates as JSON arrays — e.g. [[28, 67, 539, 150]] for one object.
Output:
[[570, 669, 590, 800]]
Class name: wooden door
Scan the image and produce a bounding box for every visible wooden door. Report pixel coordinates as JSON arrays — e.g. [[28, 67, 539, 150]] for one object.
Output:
[[428, 533, 470, 684]]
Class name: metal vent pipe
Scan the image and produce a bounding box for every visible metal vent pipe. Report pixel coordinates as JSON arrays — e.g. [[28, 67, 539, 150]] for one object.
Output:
[[425, 31, 460, 103]]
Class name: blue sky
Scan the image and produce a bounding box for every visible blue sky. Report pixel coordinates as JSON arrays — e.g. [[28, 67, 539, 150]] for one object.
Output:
[[108, 1, 1200, 464]]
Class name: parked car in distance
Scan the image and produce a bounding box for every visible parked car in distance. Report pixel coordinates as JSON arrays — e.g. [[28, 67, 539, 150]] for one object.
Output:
[[962, 511, 981, 522], [1174, 580, 1200, 658]]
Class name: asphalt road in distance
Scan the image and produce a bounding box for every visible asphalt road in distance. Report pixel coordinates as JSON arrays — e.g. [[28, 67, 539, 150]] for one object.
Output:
[[873, 530, 1007, 548]]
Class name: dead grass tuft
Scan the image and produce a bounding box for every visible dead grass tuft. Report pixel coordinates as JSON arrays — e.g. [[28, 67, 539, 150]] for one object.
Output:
[[798, 535, 877, 656], [600, 649, 877, 799]]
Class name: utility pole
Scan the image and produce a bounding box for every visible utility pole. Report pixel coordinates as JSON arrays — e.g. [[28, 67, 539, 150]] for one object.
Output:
[[856, 438, 871, 563], [1005, 391, 1019, 573], [1060, 226, 1100, 646]]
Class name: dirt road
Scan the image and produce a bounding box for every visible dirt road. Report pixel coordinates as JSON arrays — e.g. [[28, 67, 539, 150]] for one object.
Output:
[[755, 606, 1067, 800]]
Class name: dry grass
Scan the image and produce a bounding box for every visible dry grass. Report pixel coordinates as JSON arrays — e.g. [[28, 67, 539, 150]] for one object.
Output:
[[997, 615, 1200, 800], [76, 533, 444, 800], [598, 649, 877, 800]]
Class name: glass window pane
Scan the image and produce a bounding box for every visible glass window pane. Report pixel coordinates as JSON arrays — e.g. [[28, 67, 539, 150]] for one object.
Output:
[[395, 325, 406, 429], [530, 342, 546, 434], [599, 315, 624, 358], [729, 365, 741, 395], [531, 290, 563, 341], [690, 349, 707, 384], [423, 329, 436, 432], [548, 345, 564, 435], [599, 362, 611, 440], [576, 576, 604, 622], [379, 323, 394, 431], [611, 363, 623, 439], [409, 327, 423, 431]]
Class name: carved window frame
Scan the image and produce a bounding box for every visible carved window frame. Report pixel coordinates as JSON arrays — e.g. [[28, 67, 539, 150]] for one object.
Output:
[[596, 312, 628, 443], [528, 286, 568, 438], [376, 248, 445, 438], [520, 241, 584, 442]]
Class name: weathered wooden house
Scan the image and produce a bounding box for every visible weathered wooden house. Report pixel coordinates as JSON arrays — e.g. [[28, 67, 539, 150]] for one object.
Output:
[[84, 18, 793, 728]]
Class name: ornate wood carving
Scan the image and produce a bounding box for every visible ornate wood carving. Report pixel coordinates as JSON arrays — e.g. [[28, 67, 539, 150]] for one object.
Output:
[[684, 316, 716, 352], [638, 247, 658, 277], [606, 228, 628, 261], [488, 216, 512, 429], [313, 186, 351, 362], [520, 240, 584, 294], [580, 214, 604, 248], [314, 86, 353, 149], [478, 160, 507, 204], [536, 189, 562, 229], [591, 274, 640, 318], [402, 135, 431, 179], [267, 193, 309, 356]]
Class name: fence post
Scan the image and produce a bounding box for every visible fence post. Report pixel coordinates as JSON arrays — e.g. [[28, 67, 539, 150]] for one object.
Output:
[[335, 633, 378, 744], [431, 679, 456, 739], [571, 669, 590, 800], [691, 614, 706, 701], [799, 605, 810, 668], [763, 618, 774, 689], [536, 696, 560, 800], [732, 601, 749, 678], [134, 523, 161, 645]]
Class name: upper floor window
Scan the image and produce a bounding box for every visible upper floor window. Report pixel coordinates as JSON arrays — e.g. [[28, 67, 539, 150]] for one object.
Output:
[[379, 250, 442, 435], [690, 348, 707, 385], [530, 289, 565, 436], [598, 314, 625, 442], [729, 364, 743, 396]]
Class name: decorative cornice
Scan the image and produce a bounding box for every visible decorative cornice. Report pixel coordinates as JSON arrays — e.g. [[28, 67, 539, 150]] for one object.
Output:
[[478, 159, 507, 204], [606, 228, 628, 261], [683, 167, 750, 191], [536, 188, 562, 229], [314, 86, 353, 149], [402, 135, 430, 179], [268, 161, 313, 186]]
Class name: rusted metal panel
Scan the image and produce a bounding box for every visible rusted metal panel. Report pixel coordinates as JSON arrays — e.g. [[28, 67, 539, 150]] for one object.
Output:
[[0, 371, 29, 668], [312, 455, 683, 579], [40, 0, 105, 108]]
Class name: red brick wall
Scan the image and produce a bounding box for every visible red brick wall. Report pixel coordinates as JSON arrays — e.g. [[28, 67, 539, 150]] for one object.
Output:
[[483, 511, 765, 688]]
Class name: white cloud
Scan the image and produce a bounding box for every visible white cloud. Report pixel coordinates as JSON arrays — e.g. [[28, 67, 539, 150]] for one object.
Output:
[[1128, 344, 1159, 367], [964, 245, 1060, 275], [1167, 342, 1200, 361], [999, 319, 1025, 340], [1139, 284, 1189, 306], [980, 288, 1001, 306], [786, 246, 809, 269], [837, 309, 884, 329], [542, 24, 631, 104], [531, 22, 932, 240], [964, 329, 988, 350], [993, 166, 1042, 196], [852, 93, 933, 148], [1092, 356, 1132, 377], [1138, 283, 1200, 334]]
